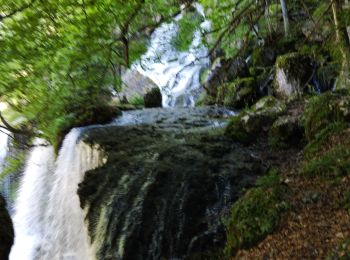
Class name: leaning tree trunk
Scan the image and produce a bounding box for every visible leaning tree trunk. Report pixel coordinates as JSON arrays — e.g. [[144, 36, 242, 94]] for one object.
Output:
[[280, 0, 289, 37]]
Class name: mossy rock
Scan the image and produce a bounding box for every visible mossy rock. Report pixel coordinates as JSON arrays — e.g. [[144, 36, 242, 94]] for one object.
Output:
[[226, 96, 287, 144], [268, 115, 304, 148], [223, 170, 289, 256], [217, 78, 257, 109], [0, 195, 14, 260], [302, 90, 350, 141], [144, 87, 162, 108], [274, 52, 313, 99]]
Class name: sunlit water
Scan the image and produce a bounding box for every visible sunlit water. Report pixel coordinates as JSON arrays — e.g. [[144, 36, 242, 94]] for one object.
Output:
[[133, 4, 210, 107]]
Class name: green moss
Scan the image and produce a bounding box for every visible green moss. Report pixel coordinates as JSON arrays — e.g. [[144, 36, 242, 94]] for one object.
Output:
[[302, 90, 350, 141], [304, 122, 347, 159], [223, 169, 289, 256], [217, 77, 256, 109], [302, 145, 350, 177]]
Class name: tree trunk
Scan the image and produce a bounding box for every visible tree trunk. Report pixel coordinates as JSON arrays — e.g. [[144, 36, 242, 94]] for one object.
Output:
[[280, 0, 289, 37]]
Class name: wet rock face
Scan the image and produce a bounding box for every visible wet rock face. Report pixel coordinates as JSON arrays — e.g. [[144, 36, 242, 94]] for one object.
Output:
[[0, 195, 14, 260], [78, 107, 265, 260]]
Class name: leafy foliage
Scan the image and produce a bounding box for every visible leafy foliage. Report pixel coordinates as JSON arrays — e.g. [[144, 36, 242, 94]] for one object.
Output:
[[171, 11, 203, 51]]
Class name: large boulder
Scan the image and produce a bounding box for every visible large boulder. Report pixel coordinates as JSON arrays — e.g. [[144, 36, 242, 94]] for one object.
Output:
[[226, 96, 287, 143], [0, 195, 14, 260], [274, 53, 313, 99], [121, 70, 160, 102], [144, 87, 162, 108]]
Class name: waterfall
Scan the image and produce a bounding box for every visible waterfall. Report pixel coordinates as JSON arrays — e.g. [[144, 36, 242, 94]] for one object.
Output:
[[10, 129, 106, 260], [133, 4, 210, 107], [9, 142, 55, 260]]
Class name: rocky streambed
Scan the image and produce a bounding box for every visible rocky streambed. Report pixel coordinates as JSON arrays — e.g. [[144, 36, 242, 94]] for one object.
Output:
[[78, 106, 266, 259]]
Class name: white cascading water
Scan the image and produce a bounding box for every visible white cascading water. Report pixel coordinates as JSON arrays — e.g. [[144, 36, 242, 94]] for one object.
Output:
[[133, 4, 210, 107], [10, 129, 106, 260]]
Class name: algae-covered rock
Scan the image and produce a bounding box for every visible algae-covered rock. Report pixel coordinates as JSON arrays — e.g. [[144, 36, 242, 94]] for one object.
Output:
[[0, 195, 14, 260], [226, 96, 287, 144], [217, 78, 257, 109], [144, 87, 162, 108], [274, 53, 313, 99]]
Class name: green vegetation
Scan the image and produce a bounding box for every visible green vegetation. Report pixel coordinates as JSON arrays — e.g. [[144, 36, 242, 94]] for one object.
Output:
[[303, 145, 350, 177], [302, 91, 350, 141], [304, 122, 348, 159], [171, 11, 204, 52], [223, 169, 289, 256], [217, 77, 256, 109]]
